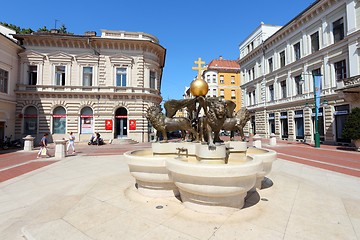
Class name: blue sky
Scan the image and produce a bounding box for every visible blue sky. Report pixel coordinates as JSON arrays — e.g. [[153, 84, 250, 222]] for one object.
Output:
[[2, 0, 315, 101]]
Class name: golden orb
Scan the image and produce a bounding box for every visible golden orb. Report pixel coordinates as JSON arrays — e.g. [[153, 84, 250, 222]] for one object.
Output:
[[190, 78, 209, 96]]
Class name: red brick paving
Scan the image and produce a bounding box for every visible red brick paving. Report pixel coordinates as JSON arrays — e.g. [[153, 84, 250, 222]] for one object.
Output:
[[0, 161, 58, 182], [1, 139, 359, 183]]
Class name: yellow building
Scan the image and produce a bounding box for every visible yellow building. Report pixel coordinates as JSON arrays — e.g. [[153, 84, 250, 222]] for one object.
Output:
[[204, 56, 241, 112]]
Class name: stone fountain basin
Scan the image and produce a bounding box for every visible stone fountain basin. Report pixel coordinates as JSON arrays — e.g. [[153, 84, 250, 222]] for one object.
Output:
[[166, 156, 263, 214], [124, 142, 277, 214], [246, 147, 277, 189], [124, 149, 179, 197]]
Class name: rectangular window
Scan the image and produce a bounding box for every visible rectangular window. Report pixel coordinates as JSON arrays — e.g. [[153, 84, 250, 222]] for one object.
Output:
[[231, 90, 236, 99], [248, 92, 252, 105], [28, 65, 37, 85], [248, 69, 251, 80], [116, 67, 127, 87], [231, 76, 235, 84], [293, 42, 301, 61], [150, 71, 156, 89], [333, 17, 344, 43], [212, 89, 216, 97], [55, 66, 66, 86], [268, 58, 273, 73], [220, 89, 224, 98], [206, 75, 210, 83], [294, 75, 303, 95], [0, 68, 9, 93], [269, 84, 274, 101], [252, 91, 256, 104], [334, 60, 347, 80], [212, 74, 216, 83], [252, 67, 255, 79], [281, 80, 287, 98], [311, 31, 319, 53], [279, 51, 286, 67], [312, 68, 322, 90], [220, 75, 224, 84], [83, 67, 93, 86]]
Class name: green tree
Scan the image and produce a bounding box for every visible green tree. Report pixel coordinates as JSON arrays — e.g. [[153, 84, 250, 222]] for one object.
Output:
[[37, 26, 50, 32], [0, 22, 21, 33], [342, 107, 360, 140], [58, 24, 67, 33]]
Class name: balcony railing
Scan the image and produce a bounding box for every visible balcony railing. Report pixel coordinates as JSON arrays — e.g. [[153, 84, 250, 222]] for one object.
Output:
[[16, 84, 160, 95]]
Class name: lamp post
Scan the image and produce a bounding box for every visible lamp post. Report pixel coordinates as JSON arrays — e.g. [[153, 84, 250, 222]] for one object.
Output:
[[300, 73, 323, 148]]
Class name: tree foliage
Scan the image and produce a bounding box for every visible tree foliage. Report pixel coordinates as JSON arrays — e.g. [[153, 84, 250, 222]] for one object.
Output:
[[0, 22, 34, 34], [0, 22, 71, 34], [342, 107, 360, 140]]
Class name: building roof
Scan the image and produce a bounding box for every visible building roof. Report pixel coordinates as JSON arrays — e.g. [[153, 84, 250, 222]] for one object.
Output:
[[207, 58, 240, 72]]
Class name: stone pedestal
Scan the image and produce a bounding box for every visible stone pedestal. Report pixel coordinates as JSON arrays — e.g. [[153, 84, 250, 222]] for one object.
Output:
[[253, 135, 262, 148], [54, 139, 68, 159], [269, 133, 277, 146], [23, 135, 35, 151]]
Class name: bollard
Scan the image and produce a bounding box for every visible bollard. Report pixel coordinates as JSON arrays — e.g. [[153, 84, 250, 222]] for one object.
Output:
[[54, 139, 68, 159], [269, 133, 277, 146], [23, 135, 35, 151], [252, 135, 262, 148]]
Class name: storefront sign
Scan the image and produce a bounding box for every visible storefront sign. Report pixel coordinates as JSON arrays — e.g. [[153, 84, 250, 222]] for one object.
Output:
[[105, 120, 113, 130], [53, 114, 66, 118], [334, 110, 348, 115], [280, 116, 287, 119], [129, 119, 136, 130]]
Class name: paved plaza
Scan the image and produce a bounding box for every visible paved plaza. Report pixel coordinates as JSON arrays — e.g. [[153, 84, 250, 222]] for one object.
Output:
[[0, 140, 359, 239]]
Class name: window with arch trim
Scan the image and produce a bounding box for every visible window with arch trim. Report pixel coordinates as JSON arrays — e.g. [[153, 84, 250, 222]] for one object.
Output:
[[53, 106, 66, 134], [24, 106, 38, 135]]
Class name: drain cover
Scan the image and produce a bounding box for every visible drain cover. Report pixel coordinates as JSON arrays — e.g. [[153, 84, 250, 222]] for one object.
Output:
[[156, 205, 163, 209]]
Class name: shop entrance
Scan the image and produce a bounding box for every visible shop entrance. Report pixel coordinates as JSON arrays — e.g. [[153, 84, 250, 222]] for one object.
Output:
[[280, 112, 288, 139], [294, 110, 304, 139], [334, 104, 350, 143], [115, 108, 128, 138]]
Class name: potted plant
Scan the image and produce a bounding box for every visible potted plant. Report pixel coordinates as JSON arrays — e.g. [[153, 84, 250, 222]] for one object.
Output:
[[342, 107, 360, 151]]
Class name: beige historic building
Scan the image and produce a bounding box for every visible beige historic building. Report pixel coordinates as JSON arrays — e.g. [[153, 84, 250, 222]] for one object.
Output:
[[239, 0, 360, 145], [12, 30, 166, 143], [0, 25, 22, 142]]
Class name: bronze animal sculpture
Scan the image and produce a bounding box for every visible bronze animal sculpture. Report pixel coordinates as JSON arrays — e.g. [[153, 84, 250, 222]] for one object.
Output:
[[221, 108, 251, 141], [146, 105, 199, 142], [200, 98, 228, 148]]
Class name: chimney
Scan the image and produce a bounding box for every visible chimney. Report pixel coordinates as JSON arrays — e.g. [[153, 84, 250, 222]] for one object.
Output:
[[50, 29, 59, 34], [85, 31, 97, 36], [219, 55, 223, 60]]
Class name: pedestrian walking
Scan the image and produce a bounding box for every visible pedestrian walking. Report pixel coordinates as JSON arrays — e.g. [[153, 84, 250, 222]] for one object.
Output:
[[37, 133, 51, 158], [67, 132, 76, 154]]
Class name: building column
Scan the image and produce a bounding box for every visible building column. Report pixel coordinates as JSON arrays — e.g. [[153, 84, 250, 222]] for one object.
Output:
[[324, 104, 335, 144], [255, 110, 266, 137], [274, 112, 281, 138], [287, 110, 295, 141], [346, 0, 357, 35], [304, 106, 313, 143]]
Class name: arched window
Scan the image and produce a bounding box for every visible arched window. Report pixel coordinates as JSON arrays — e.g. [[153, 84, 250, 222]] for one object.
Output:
[[80, 107, 93, 134], [24, 106, 38, 135], [53, 106, 66, 134]]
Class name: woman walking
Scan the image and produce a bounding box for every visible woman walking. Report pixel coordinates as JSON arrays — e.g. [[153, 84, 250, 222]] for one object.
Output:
[[37, 133, 51, 158], [67, 132, 76, 154]]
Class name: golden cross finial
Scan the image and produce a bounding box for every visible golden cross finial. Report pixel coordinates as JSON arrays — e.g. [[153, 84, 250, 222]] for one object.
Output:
[[192, 57, 206, 80]]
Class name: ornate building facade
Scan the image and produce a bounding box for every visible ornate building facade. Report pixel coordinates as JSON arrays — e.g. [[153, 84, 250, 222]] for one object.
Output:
[[239, 0, 360, 145], [0, 25, 22, 142], [204, 56, 241, 112], [12, 30, 166, 143]]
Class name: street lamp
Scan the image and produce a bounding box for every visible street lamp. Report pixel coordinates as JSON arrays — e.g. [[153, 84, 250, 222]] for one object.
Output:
[[300, 73, 323, 148]]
